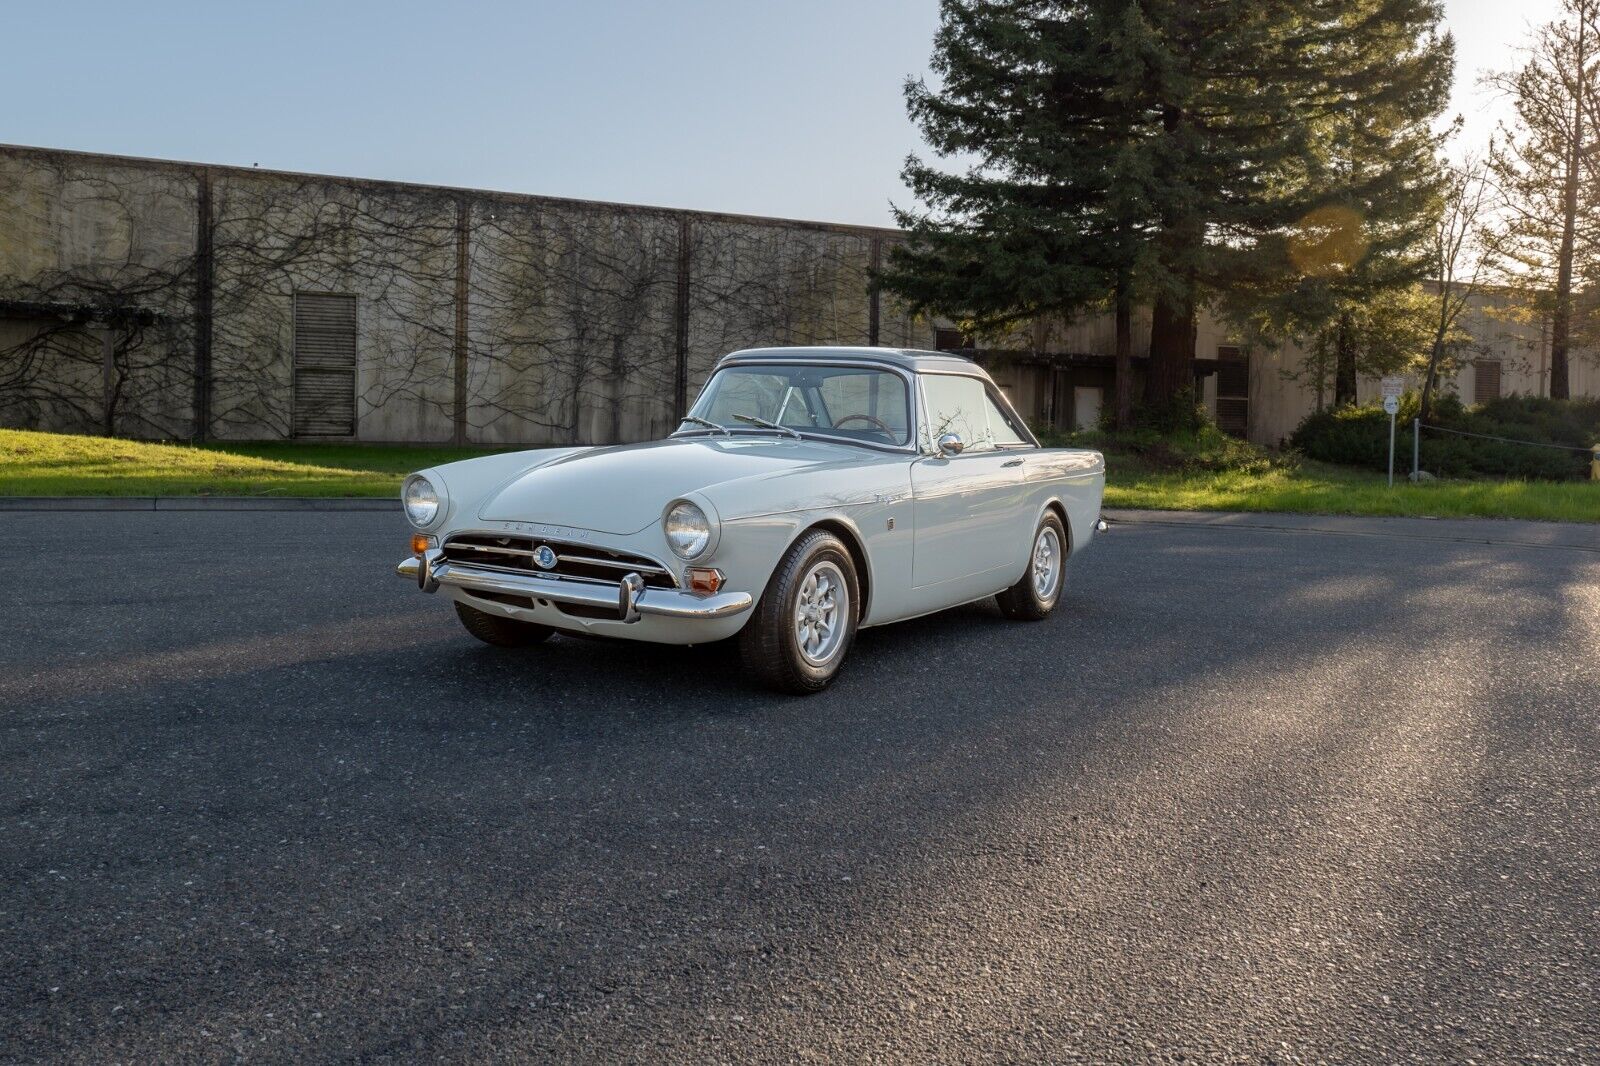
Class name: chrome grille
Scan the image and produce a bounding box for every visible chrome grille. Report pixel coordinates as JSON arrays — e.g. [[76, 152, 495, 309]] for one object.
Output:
[[441, 533, 676, 589]]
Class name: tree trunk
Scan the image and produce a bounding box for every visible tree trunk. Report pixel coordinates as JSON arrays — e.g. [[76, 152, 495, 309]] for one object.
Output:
[[1145, 286, 1195, 406], [1420, 286, 1453, 422], [1114, 274, 1133, 428], [1145, 104, 1198, 408], [1551, 11, 1586, 401], [1551, 202, 1577, 401], [1420, 340, 1442, 422], [1334, 311, 1357, 407]]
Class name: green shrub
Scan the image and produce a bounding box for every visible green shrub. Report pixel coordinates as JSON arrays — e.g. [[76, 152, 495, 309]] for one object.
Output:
[[1039, 421, 1291, 477], [1130, 386, 1210, 436], [1033, 390, 1293, 476], [1290, 394, 1599, 480]]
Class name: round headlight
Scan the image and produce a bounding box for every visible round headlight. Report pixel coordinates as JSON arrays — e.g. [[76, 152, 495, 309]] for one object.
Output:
[[403, 474, 440, 528], [664, 500, 712, 559]]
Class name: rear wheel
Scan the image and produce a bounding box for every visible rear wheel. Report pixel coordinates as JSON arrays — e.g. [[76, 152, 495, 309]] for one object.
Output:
[[453, 601, 555, 647], [996, 512, 1067, 621], [740, 530, 860, 694]]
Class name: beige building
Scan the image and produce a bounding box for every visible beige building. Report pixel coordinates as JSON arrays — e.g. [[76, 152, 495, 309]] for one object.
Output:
[[3, 143, 1596, 449], [980, 291, 1600, 447]]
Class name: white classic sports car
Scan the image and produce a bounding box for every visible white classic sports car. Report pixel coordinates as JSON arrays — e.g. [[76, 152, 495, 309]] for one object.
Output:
[[397, 347, 1106, 692]]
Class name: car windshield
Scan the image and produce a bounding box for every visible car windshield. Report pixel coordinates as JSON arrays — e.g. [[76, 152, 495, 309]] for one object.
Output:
[[681, 364, 912, 447]]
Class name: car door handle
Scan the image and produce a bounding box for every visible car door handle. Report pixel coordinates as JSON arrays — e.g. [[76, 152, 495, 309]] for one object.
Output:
[[1002, 458, 1024, 468]]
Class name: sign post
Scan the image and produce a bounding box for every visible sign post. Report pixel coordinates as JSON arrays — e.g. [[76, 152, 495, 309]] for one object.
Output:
[[1381, 377, 1404, 488]]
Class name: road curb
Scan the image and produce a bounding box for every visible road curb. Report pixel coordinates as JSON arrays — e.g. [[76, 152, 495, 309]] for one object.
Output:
[[0, 496, 400, 512]]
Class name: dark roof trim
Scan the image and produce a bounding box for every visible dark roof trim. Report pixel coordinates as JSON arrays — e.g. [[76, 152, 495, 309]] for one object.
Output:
[[965, 347, 1225, 374]]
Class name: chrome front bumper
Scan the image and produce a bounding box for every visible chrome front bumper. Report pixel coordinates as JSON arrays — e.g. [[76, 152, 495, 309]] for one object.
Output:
[[396, 550, 753, 623]]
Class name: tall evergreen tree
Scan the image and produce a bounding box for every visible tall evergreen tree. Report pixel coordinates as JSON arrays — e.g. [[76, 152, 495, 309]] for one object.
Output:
[[885, 0, 1156, 426], [887, 0, 1453, 411], [1118, 0, 1453, 404], [1225, 107, 1452, 408], [1486, 0, 1600, 400]]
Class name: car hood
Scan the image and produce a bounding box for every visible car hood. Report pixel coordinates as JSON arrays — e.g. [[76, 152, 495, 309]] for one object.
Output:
[[476, 435, 866, 533]]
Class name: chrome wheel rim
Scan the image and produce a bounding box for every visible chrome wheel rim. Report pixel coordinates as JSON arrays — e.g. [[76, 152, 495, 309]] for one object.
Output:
[[794, 560, 848, 667], [1031, 526, 1062, 601]]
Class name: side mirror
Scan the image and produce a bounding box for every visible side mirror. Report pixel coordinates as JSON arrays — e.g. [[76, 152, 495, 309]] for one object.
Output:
[[937, 432, 965, 457]]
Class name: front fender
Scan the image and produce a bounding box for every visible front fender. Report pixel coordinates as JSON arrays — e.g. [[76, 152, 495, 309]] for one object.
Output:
[[718, 499, 910, 627], [703, 456, 913, 627]]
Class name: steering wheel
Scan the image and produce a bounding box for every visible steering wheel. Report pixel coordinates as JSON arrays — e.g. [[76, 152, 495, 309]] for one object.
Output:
[[834, 413, 894, 434]]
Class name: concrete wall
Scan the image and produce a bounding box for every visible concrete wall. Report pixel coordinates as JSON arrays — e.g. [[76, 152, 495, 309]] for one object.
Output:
[[465, 197, 679, 446], [0, 152, 199, 437], [0, 145, 910, 445], [204, 170, 462, 441]]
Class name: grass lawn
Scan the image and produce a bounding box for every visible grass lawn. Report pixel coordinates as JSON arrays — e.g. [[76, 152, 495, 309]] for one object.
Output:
[[0, 428, 512, 498], [1106, 459, 1600, 524], [3, 427, 1597, 522]]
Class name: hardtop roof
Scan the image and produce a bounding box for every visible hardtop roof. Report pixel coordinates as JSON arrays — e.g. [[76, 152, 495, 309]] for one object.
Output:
[[718, 346, 988, 376]]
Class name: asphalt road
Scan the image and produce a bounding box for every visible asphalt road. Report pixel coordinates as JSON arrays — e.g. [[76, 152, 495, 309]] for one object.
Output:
[[2, 510, 1597, 1063]]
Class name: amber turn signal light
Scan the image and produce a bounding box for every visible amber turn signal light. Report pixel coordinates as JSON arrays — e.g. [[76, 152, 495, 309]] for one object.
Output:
[[687, 567, 723, 595], [411, 533, 435, 556]]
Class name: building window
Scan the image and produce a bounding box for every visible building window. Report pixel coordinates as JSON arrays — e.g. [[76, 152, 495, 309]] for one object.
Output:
[[1473, 360, 1501, 404], [934, 327, 973, 352], [292, 292, 357, 437]]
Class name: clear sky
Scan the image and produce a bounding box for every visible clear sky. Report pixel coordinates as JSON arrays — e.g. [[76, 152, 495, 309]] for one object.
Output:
[[0, 0, 1565, 227]]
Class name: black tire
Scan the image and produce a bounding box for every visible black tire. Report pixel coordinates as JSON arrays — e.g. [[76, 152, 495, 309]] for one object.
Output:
[[739, 529, 860, 694], [454, 601, 555, 647], [996, 511, 1067, 621]]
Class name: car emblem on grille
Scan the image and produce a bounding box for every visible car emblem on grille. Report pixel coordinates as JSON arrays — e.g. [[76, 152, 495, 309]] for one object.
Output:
[[532, 545, 558, 570]]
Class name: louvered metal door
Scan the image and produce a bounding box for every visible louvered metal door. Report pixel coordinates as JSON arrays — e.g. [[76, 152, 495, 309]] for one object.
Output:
[[1215, 345, 1249, 437], [292, 293, 357, 437], [1474, 360, 1501, 403]]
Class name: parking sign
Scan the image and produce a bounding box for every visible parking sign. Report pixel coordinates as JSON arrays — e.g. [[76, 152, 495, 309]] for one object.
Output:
[[1381, 378, 1404, 487]]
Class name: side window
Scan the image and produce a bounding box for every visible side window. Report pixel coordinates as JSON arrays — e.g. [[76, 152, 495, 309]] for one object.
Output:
[[922, 374, 994, 452], [984, 388, 1030, 446]]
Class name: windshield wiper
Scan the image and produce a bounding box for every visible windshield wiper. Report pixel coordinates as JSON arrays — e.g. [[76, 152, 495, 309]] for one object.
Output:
[[733, 413, 803, 440], [680, 414, 731, 436]]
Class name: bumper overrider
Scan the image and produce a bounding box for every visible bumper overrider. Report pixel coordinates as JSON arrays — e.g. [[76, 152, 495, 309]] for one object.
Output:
[[396, 549, 753, 624]]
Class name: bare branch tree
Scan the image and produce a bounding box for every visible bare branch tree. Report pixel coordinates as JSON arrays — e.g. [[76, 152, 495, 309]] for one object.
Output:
[[1420, 154, 1503, 419]]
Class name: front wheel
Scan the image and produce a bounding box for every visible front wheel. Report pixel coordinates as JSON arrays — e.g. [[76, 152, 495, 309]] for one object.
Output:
[[740, 529, 860, 694], [996, 512, 1067, 620]]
